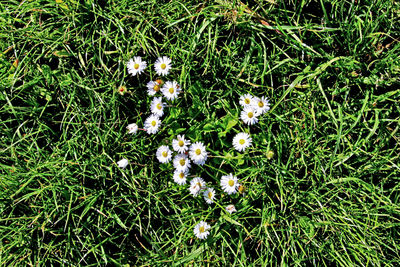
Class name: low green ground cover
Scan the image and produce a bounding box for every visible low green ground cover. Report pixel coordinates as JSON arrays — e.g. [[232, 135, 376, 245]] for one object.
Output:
[[1, 0, 400, 265]]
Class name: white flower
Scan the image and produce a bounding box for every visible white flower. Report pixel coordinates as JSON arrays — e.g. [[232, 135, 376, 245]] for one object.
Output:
[[239, 93, 254, 108], [172, 135, 191, 153], [156, 145, 172, 163], [144, 115, 161, 134], [146, 81, 161, 96], [203, 188, 216, 204], [126, 123, 138, 134], [127, 56, 147, 76], [161, 81, 181, 101], [173, 169, 188, 185], [232, 132, 252, 152], [154, 56, 172, 76], [220, 173, 240, 195], [189, 177, 206, 197], [189, 142, 208, 165], [173, 154, 191, 172], [117, 158, 129, 169], [252, 96, 270, 115], [194, 221, 211, 240], [240, 106, 259, 125], [150, 97, 165, 117], [225, 204, 237, 214]]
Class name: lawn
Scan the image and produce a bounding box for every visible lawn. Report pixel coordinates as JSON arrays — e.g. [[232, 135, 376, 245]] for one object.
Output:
[[1, 0, 400, 265]]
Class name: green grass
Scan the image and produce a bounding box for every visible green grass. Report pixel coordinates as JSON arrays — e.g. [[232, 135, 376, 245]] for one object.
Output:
[[1, 0, 400, 265]]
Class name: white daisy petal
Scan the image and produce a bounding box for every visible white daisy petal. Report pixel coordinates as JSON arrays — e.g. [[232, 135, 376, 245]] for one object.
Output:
[[161, 81, 181, 101], [189, 142, 208, 165], [144, 115, 161, 134], [239, 93, 254, 108], [189, 177, 206, 197], [150, 97, 165, 117], [240, 106, 259, 125], [220, 173, 240, 195], [146, 81, 161, 96], [117, 158, 129, 169], [156, 145, 172, 163], [126, 123, 138, 134], [232, 132, 252, 152], [173, 154, 191, 172], [194, 221, 211, 239], [173, 169, 188, 185], [154, 56, 172, 76], [172, 135, 191, 153], [225, 204, 237, 214], [252, 96, 270, 114], [127, 56, 147, 76], [203, 188, 216, 204]]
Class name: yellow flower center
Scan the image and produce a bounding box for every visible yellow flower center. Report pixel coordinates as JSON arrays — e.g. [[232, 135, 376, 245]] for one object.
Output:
[[195, 148, 201, 155], [134, 63, 140, 69], [160, 63, 166, 69], [178, 140, 184, 147], [151, 121, 156, 127], [248, 112, 253, 118], [179, 159, 186, 166], [162, 151, 168, 157], [228, 180, 234, 187], [239, 139, 245, 145], [156, 103, 162, 110], [153, 84, 160, 92], [179, 172, 185, 179], [199, 226, 205, 233], [169, 87, 174, 94], [258, 101, 264, 107], [244, 98, 250, 104], [208, 191, 213, 199]]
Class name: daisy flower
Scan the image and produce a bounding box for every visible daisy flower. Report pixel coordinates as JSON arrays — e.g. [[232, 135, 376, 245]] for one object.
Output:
[[240, 106, 259, 125], [194, 221, 211, 240], [127, 56, 147, 76], [172, 135, 191, 153], [232, 132, 252, 152], [156, 145, 172, 163], [150, 97, 165, 117], [173, 154, 191, 172], [225, 204, 237, 214], [146, 81, 161, 96], [239, 93, 254, 108], [144, 115, 161, 134], [173, 169, 188, 185], [203, 188, 216, 204], [154, 56, 172, 76], [126, 123, 138, 134], [220, 173, 240, 195], [252, 96, 270, 114], [117, 158, 129, 169], [161, 81, 181, 101], [189, 142, 208, 165], [189, 177, 206, 197]]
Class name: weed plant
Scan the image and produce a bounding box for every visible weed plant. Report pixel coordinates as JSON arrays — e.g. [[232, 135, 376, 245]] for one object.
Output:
[[1, 0, 400, 265]]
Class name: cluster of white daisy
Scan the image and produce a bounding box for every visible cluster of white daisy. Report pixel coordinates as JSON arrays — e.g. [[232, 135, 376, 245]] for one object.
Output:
[[127, 56, 171, 77], [124, 56, 182, 136], [239, 93, 270, 125], [156, 135, 244, 239], [117, 56, 174, 168], [231, 93, 270, 153], [156, 136, 211, 194], [117, 55, 273, 241]]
